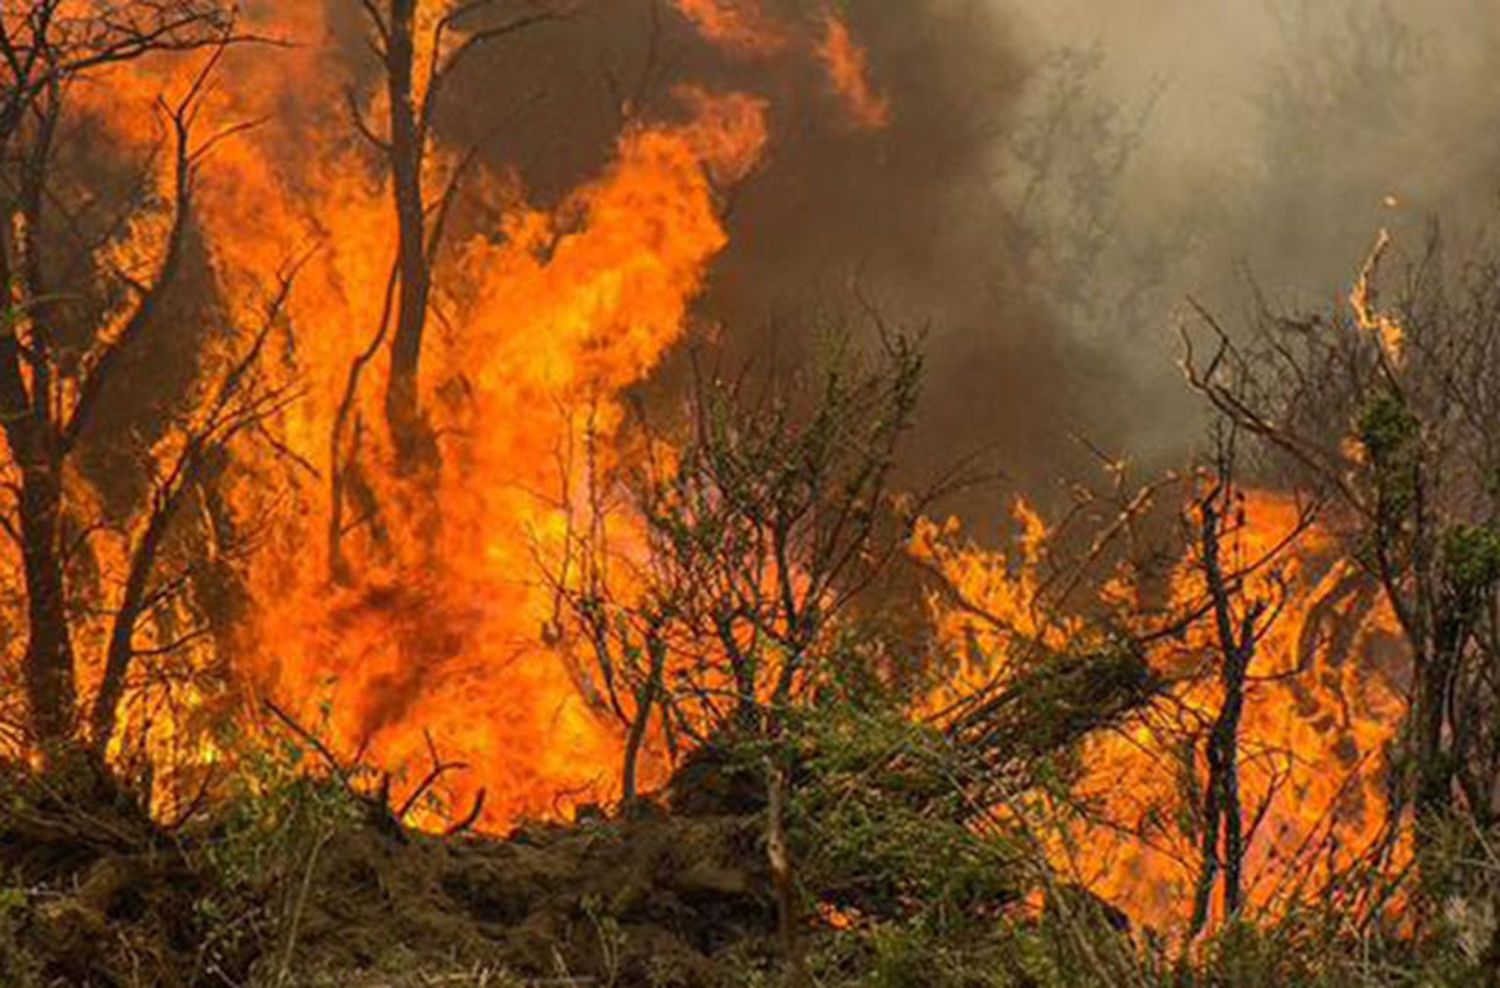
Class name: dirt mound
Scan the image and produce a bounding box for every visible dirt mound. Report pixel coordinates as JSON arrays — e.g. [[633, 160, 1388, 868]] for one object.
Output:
[[0, 796, 780, 986], [295, 811, 777, 984]]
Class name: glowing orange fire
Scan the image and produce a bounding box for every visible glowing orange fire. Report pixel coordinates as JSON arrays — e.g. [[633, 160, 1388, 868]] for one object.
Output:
[[818, 13, 891, 130], [2, 12, 1413, 935], [0, 3, 1426, 951], [4, 0, 893, 827], [672, 0, 789, 56], [914, 490, 1408, 932], [673, 0, 891, 131], [241, 87, 770, 825]]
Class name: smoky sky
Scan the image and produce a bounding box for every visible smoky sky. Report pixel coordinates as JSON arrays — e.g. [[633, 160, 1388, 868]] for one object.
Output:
[[334, 0, 1500, 523], [1009, 0, 1500, 459]]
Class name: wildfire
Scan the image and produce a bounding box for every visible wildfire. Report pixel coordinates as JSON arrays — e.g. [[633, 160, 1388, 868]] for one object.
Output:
[[243, 88, 771, 825], [1351, 228, 1404, 364], [0, 0, 1436, 955], [2, 0, 888, 827], [915, 490, 1408, 932], [231, 51, 772, 821], [0, 6, 1414, 918], [673, 0, 891, 132]]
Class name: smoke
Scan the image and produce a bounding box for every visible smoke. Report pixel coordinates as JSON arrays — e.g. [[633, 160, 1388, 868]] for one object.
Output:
[[1005, 0, 1500, 464], [325, 0, 1500, 518], [338, 0, 1129, 519]]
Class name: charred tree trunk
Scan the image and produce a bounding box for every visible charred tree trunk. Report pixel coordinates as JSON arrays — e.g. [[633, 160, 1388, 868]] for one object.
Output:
[[1190, 485, 1264, 937], [381, 0, 435, 472], [1413, 636, 1459, 828], [17, 451, 77, 746], [621, 633, 668, 807], [0, 20, 230, 760], [0, 240, 74, 749], [1193, 671, 1249, 931], [350, 1, 561, 483], [90, 489, 179, 755], [0, 75, 75, 749], [766, 753, 807, 988]]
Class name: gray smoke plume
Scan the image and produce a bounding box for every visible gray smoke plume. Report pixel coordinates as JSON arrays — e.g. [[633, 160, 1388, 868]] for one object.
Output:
[[1007, 0, 1500, 474], [426, 0, 1138, 516]]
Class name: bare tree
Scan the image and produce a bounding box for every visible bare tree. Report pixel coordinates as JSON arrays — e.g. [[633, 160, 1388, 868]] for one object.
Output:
[[88, 265, 304, 756], [547, 334, 923, 983], [0, 1, 237, 139], [1006, 44, 1163, 328], [916, 435, 1344, 938], [338, 0, 564, 481], [1183, 435, 1305, 936], [553, 335, 923, 765], [1183, 230, 1500, 844], [0, 6, 294, 780]]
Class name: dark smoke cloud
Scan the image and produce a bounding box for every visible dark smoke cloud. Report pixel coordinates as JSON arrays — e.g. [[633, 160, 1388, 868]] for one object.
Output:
[[335, 0, 1500, 521], [410, 0, 1135, 519]]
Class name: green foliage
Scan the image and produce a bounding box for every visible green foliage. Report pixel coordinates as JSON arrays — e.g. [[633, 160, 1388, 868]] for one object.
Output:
[[712, 636, 1498, 988], [208, 721, 362, 883], [0, 873, 44, 988], [187, 717, 368, 983], [1440, 524, 1500, 603], [1358, 391, 1421, 507], [787, 699, 1020, 931], [1357, 389, 1418, 455]]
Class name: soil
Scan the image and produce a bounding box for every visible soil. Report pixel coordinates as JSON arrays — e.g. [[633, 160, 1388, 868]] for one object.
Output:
[[0, 795, 783, 987]]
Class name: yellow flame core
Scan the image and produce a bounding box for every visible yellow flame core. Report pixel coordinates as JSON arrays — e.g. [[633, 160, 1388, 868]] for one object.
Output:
[[4, 5, 1406, 911], [236, 89, 771, 827]]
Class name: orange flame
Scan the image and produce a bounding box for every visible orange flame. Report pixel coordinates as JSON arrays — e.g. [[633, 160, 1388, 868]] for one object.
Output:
[[915, 491, 1407, 932], [818, 13, 891, 131], [672, 0, 789, 56], [236, 87, 770, 826], [1351, 228, 1404, 364], [672, 0, 892, 132], [0, 1, 810, 824]]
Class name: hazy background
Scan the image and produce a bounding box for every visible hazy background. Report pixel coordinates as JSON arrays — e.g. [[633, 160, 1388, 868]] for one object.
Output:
[[1000, 0, 1500, 480]]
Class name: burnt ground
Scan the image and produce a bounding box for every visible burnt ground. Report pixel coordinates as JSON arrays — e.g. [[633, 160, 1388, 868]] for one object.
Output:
[[0, 795, 787, 987]]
